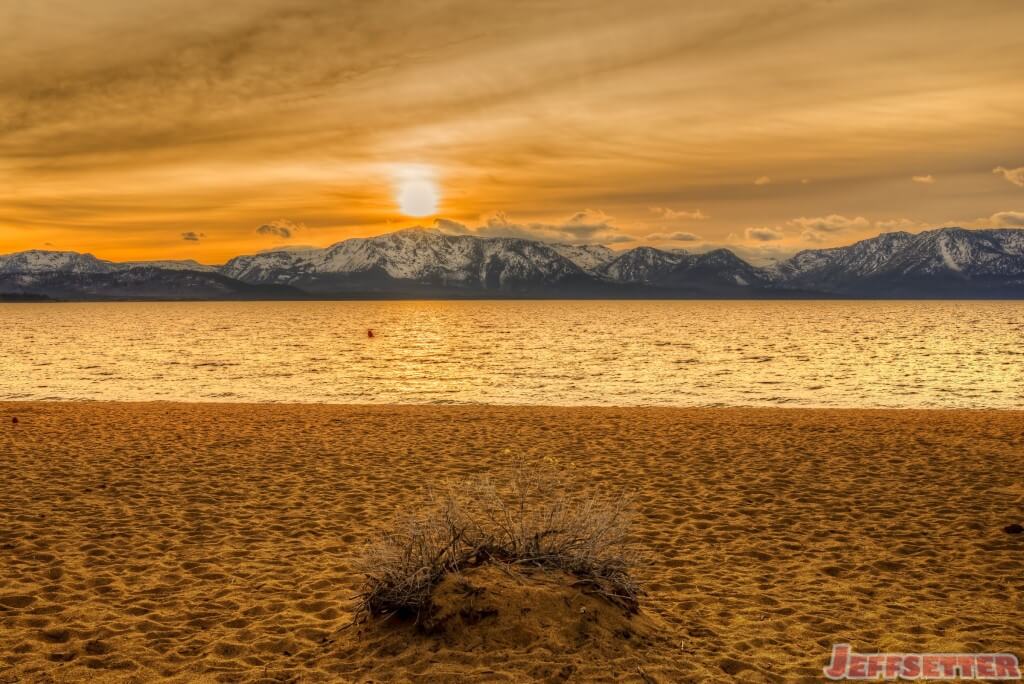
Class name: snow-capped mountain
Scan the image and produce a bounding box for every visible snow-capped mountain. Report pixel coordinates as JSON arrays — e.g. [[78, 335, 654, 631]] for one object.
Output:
[[0, 251, 248, 300], [221, 228, 606, 294], [221, 230, 779, 296], [768, 228, 1024, 296], [598, 247, 769, 292], [547, 244, 617, 274], [874, 228, 1024, 279], [3, 226, 1024, 299], [0, 250, 116, 275], [766, 231, 916, 284], [0, 250, 217, 275], [597, 247, 689, 283]]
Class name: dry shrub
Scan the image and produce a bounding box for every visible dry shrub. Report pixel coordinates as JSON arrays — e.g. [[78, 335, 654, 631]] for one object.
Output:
[[354, 459, 641, 624]]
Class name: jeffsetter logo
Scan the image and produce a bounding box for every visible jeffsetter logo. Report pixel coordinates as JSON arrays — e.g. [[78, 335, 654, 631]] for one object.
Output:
[[824, 644, 1021, 680]]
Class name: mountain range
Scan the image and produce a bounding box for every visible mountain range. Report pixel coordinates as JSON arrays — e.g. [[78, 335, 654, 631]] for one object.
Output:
[[2, 226, 1024, 300]]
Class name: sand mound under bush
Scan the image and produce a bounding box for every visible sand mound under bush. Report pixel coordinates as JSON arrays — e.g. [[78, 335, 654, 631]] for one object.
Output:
[[330, 565, 688, 682], [425, 565, 659, 649]]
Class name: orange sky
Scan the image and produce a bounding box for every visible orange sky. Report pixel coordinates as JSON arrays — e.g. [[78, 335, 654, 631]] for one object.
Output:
[[1, 0, 1023, 264]]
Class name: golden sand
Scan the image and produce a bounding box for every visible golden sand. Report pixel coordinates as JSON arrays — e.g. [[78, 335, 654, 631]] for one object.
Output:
[[0, 403, 1021, 682]]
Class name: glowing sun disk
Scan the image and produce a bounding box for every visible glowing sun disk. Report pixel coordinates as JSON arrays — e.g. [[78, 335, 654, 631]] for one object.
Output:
[[396, 178, 439, 217]]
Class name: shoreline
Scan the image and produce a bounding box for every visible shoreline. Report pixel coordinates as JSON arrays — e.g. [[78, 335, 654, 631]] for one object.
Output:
[[2, 402, 1021, 681], [4, 400, 1023, 412], [5, 297, 1024, 303]]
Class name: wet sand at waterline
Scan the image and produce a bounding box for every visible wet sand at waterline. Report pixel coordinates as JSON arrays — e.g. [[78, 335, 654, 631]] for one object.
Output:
[[1, 403, 1021, 682]]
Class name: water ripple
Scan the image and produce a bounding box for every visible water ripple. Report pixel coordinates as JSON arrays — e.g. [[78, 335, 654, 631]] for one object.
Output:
[[0, 300, 1022, 408]]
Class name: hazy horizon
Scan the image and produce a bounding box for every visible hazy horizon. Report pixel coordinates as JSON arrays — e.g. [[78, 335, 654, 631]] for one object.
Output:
[[5, 222, 1024, 269]]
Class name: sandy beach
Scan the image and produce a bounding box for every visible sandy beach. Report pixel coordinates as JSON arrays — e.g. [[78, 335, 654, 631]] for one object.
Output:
[[0, 402, 1021, 682]]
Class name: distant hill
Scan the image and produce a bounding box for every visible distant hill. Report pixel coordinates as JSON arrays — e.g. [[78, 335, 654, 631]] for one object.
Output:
[[3, 227, 1024, 300], [766, 228, 1024, 297]]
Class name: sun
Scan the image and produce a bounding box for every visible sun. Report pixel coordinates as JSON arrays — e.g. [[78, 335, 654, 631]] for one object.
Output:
[[397, 179, 439, 217], [394, 166, 440, 217]]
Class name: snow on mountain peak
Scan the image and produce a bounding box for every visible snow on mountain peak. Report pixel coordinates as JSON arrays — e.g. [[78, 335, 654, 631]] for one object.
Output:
[[222, 229, 591, 289], [548, 244, 616, 274], [0, 250, 217, 275], [0, 250, 114, 275], [6, 226, 1024, 299]]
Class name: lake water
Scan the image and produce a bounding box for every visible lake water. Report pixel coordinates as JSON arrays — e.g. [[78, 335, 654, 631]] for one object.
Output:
[[1, 301, 1021, 408]]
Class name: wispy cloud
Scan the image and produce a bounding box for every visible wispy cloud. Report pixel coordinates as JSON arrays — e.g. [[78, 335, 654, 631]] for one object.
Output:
[[181, 231, 204, 242], [753, 176, 772, 186], [649, 207, 708, 221], [912, 175, 935, 184], [646, 231, 702, 242], [256, 219, 303, 239], [988, 210, 1024, 227], [745, 226, 783, 241], [435, 211, 634, 245], [993, 166, 1024, 188], [790, 215, 870, 233], [746, 214, 922, 246]]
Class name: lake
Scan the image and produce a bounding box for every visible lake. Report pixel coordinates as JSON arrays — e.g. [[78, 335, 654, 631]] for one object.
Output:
[[1, 300, 1021, 408]]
